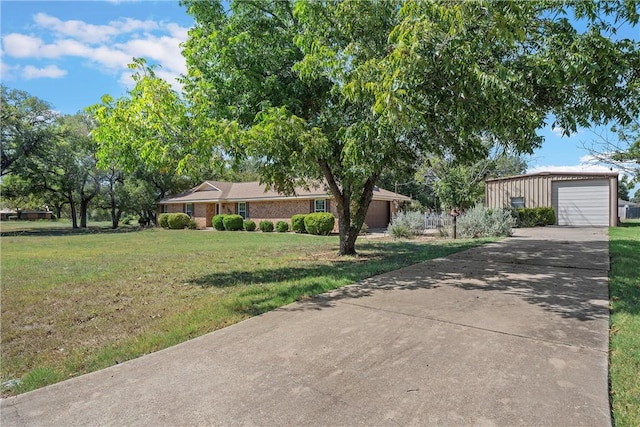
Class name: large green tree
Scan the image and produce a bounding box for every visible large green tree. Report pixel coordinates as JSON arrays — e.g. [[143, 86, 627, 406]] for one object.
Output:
[[89, 59, 207, 214], [417, 150, 528, 211], [183, 0, 640, 254], [178, 0, 639, 255], [1, 85, 61, 177]]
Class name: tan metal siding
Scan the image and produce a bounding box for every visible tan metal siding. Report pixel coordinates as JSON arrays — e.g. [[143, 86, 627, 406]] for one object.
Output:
[[486, 173, 618, 226]]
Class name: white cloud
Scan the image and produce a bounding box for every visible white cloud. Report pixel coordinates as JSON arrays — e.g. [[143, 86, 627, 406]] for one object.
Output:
[[2, 33, 44, 57], [0, 62, 20, 80], [551, 126, 565, 137], [3, 13, 190, 87], [33, 13, 117, 44], [22, 64, 67, 79], [116, 36, 187, 74], [33, 13, 159, 44]]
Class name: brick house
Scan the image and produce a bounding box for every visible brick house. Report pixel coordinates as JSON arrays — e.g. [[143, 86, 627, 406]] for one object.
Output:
[[158, 181, 411, 230]]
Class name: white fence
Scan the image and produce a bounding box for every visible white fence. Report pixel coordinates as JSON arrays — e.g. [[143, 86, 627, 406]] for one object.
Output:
[[424, 213, 452, 229]]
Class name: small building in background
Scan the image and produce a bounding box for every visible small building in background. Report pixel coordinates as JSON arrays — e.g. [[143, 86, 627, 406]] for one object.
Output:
[[0, 209, 54, 221], [485, 172, 618, 227]]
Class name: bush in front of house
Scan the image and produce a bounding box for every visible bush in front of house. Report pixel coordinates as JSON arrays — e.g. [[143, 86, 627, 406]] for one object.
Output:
[[457, 205, 515, 238], [223, 214, 244, 231], [514, 207, 556, 227], [291, 214, 307, 233], [158, 213, 169, 229], [259, 220, 274, 232], [188, 219, 198, 229], [388, 210, 424, 239], [167, 213, 192, 230], [212, 214, 227, 231], [304, 212, 335, 235], [243, 219, 256, 231], [388, 222, 411, 239], [276, 221, 289, 232]]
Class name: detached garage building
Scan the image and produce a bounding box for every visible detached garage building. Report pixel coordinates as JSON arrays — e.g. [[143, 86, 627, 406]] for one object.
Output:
[[485, 172, 618, 227]]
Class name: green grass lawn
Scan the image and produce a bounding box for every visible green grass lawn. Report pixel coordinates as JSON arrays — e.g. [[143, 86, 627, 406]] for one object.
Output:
[[609, 221, 640, 427], [1, 225, 490, 396]]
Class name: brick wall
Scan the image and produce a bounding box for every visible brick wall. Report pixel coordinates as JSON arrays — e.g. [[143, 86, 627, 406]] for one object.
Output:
[[165, 204, 184, 214], [193, 204, 208, 229]]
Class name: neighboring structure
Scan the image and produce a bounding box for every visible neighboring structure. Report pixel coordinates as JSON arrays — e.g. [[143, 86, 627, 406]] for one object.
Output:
[[485, 172, 618, 227], [619, 199, 640, 220], [158, 181, 411, 229], [0, 209, 54, 221]]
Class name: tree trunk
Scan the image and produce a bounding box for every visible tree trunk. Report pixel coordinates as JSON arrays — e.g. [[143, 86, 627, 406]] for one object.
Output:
[[79, 176, 100, 228], [320, 160, 380, 256], [68, 192, 78, 229], [80, 199, 89, 228], [339, 227, 359, 256], [53, 203, 63, 220], [109, 187, 120, 229], [111, 208, 122, 229]]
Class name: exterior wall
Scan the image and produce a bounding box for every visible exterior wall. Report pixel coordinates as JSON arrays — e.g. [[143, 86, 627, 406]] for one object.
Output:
[[162, 197, 406, 231], [193, 204, 209, 229], [165, 204, 185, 214], [248, 200, 312, 221], [485, 173, 618, 227]]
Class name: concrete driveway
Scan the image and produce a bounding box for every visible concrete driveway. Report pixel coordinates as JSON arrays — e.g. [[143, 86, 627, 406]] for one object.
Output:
[[1, 227, 611, 426]]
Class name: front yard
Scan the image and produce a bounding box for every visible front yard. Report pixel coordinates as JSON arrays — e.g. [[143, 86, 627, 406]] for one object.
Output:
[[1, 225, 490, 396]]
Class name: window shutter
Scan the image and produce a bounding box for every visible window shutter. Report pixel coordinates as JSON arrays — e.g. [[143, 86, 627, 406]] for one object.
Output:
[[326, 199, 330, 213], [310, 200, 314, 213], [245, 202, 249, 218]]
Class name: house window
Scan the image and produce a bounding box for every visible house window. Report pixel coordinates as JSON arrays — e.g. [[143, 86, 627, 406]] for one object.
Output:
[[185, 203, 194, 217], [314, 199, 327, 212], [238, 202, 247, 219], [510, 197, 525, 209], [161, 204, 168, 214]]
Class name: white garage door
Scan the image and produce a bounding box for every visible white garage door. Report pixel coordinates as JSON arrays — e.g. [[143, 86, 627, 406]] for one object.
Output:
[[552, 180, 610, 226]]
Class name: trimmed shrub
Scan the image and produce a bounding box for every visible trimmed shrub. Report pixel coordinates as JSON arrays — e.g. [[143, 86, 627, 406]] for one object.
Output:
[[243, 219, 256, 231], [212, 214, 226, 231], [259, 220, 274, 232], [515, 207, 556, 227], [188, 219, 198, 230], [158, 213, 169, 229], [276, 220, 289, 232], [457, 205, 515, 238], [388, 210, 424, 239], [291, 214, 307, 233], [167, 213, 191, 230], [304, 212, 335, 235], [223, 214, 244, 231], [536, 207, 556, 225]]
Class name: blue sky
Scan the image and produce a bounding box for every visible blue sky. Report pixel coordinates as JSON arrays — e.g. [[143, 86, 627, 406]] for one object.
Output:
[[1, 0, 638, 180]]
